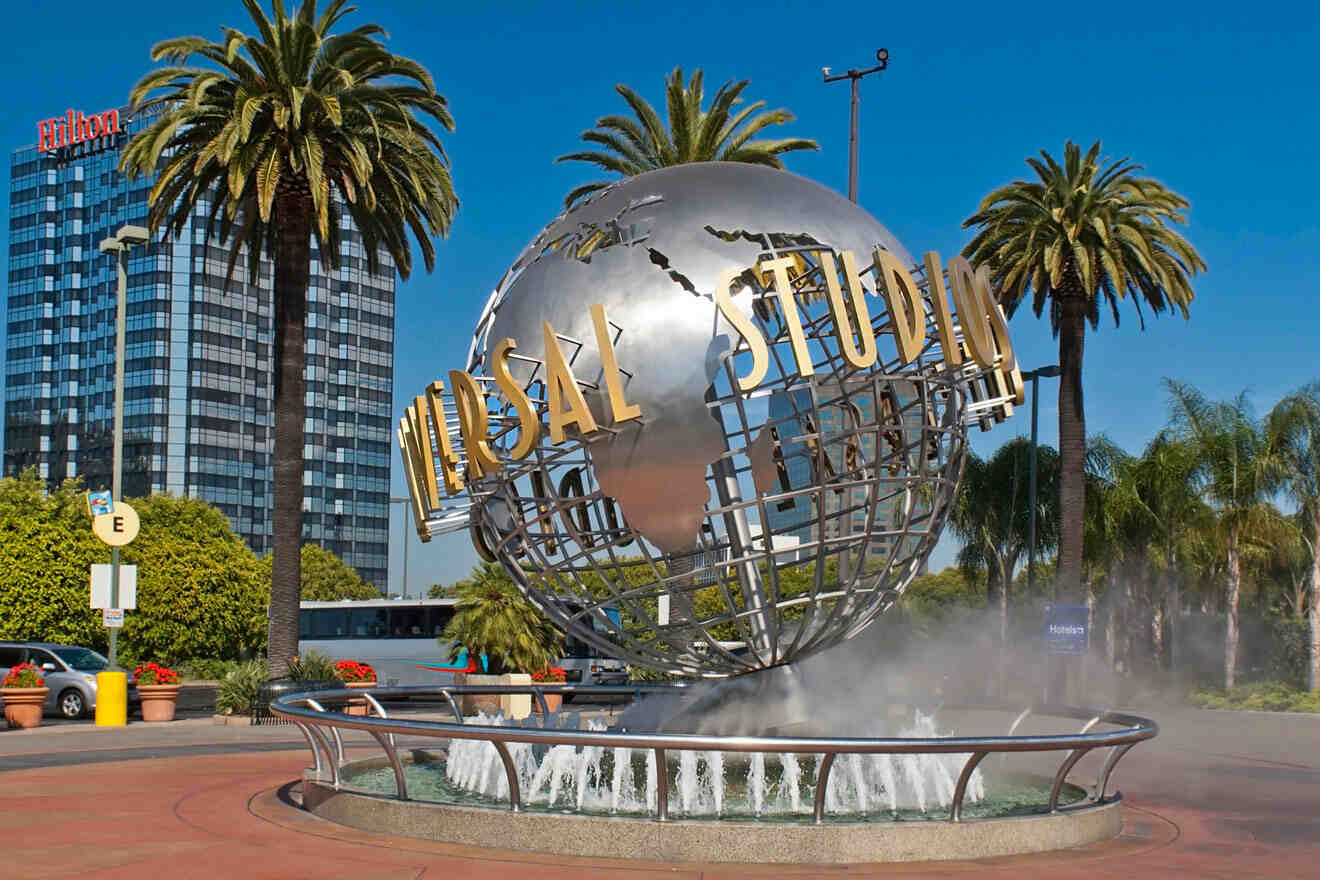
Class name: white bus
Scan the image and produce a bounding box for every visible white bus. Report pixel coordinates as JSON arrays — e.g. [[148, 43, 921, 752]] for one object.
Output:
[[298, 598, 627, 688]]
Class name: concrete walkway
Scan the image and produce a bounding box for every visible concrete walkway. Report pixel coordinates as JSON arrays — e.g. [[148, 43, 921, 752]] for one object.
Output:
[[1, 706, 1317, 878]]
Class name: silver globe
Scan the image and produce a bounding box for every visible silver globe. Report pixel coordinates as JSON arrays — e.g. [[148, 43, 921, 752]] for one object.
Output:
[[457, 163, 1001, 677]]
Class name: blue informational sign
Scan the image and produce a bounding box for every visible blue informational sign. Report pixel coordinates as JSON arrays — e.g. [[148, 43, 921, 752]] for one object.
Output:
[[1045, 604, 1089, 655], [87, 490, 113, 517]]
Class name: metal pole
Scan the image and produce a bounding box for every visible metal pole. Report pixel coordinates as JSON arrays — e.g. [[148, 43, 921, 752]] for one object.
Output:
[[847, 76, 860, 202], [1027, 373, 1040, 598], [402, 503, 409, 599], [108, 245, 128, 669]]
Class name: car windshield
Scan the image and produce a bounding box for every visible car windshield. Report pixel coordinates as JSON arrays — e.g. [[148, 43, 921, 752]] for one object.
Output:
[[53, 647, 108, 671]]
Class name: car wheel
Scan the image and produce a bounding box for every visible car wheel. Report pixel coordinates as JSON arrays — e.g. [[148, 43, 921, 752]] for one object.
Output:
[[58, 688, 86, 719]]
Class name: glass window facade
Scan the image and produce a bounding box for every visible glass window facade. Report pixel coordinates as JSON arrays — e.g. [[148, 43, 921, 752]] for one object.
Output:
[[5, 106, 394, 588]]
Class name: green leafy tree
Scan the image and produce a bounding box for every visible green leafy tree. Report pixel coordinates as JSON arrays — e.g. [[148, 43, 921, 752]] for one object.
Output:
[[0, 471, 106, 649], [120, 0, 459, 676], [257, 544, 380, 600], [442, 562, 562, 674], [121, 494, 268, 664], [963, 142, 1205, 603], [0, 472, 267, 664], [557, 67, 818, 207], [902, 566, 988, 625]]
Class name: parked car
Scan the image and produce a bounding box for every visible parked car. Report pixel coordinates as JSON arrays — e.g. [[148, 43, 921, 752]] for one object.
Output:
[[0, 642, 140, 719]]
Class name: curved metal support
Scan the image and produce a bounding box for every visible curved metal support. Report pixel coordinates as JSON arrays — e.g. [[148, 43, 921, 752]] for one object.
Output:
[[362, 694, 395, 749], [306, 699, 346, 766], [532, 687, 551, 719], [653, 748, 668, 821], [491, 740, 521, 812], [1093, 742, 1136, 802], [292, 721, 323, 777], [369, 730, 408, 800], [1006, 706, 1033, 737], [813, 753, 837, 824], [950, 751, 988, 822], [1049, 747, 1089, 812], [306, 723, 340, 788], [1078, 714, 1104, 735], [441, 690, 464, 723]]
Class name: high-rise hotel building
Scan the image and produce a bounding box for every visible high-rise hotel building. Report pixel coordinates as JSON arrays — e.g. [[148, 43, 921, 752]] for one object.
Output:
[[6, 104, 395, 587]]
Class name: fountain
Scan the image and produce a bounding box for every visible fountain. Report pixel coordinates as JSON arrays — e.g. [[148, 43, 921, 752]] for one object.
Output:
[[278, 164, 1157, 864]]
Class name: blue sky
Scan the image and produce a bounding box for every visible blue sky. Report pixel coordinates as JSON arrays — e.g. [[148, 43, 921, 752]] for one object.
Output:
[[4, 0, 1318, 593]]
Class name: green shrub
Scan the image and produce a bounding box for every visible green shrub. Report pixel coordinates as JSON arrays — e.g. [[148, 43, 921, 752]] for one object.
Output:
[[214, 659, 269, 715], [180, 658, 239, 681], [1188, 681, 1320, 713], [287, 650, 338, 681]]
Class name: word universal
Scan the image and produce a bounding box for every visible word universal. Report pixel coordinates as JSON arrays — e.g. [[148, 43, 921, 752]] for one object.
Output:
[[399, 248, 1022, 519]]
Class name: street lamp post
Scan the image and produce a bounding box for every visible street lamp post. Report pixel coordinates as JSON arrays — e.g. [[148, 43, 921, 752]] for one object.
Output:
[[390, 497, 411, 598], [97, 225, 150, 669], [822, 49, 889, 202], [1021, 365, 1060, 597]]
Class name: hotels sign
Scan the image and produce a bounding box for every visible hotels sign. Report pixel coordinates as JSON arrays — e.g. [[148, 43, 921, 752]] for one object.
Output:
[[37, 108, 121, 152]]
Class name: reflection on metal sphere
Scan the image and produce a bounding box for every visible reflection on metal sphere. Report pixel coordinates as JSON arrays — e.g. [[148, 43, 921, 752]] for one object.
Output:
[[460, 163, 1002, 678]]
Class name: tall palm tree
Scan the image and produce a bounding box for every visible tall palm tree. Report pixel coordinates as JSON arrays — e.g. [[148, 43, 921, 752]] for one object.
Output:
[[962, 142, 1205, 604], [1266, 383, 1320, 690], [1167, 381, 1284, 688], [120, 0, 459, 676], [557, 67, 818, 208]]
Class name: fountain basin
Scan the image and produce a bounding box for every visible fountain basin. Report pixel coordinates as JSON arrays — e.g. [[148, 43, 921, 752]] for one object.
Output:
[[305, 754, 1119, 863]]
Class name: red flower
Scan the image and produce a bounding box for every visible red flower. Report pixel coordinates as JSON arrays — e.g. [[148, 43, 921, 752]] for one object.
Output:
[[531, 667, 566, 683], [133, 662, 179, 686], [335, 660, 376, 683], [2, 662, 43, 688]]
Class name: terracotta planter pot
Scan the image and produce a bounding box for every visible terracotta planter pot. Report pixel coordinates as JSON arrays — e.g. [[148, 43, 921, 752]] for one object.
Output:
[[533, 693, 563, 715], [137, 684, 181, 722], [343, 680, 376, 716], [2, 687, 49, 729]]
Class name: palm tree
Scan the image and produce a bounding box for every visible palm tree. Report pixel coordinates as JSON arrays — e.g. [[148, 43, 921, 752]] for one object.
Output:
[[556, 67, 818, 208], [1167, 381, 1284, 688], [120, 0, 459, 676], [443, 562, 563, 675], [962, 142, 1205, 604], [1266, 383, 1320, 690], [951, 437, 1060, 677]]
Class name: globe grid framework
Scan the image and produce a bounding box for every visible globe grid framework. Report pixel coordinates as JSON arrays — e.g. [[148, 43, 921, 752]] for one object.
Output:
[[399, 163, 1020, 678]]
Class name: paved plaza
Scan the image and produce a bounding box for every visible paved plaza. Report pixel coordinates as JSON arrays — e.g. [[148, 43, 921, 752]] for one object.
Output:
[[1, 703, 1317, 879]]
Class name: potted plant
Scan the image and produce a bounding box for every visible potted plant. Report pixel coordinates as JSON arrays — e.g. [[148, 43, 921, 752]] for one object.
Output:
[[1, 663, 48, 729], [134, 662, 182, 722], [335, 660, 377, 716], [530, 667, 567, 714], [442, 563, 563, 719]]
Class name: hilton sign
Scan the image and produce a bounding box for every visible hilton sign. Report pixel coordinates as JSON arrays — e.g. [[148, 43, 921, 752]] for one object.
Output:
[[37, 109, 121, 153]]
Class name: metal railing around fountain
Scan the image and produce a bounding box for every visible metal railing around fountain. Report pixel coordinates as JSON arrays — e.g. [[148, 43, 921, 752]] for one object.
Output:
[[272, 684, 1157, 824]]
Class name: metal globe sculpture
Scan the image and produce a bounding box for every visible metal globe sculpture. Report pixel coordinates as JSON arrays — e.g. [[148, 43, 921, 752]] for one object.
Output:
[[401, 163, 1020, 678]]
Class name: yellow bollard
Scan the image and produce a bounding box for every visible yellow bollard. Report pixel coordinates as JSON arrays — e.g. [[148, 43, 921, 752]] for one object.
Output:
[[95, 670, 127, 726]]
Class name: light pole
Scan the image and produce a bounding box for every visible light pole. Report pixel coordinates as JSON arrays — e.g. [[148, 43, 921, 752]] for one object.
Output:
[[97, 225, 150, 669], [1021, 364, 1060, 597], [390, 497, 411, 598], [822, 48, 889, 202]]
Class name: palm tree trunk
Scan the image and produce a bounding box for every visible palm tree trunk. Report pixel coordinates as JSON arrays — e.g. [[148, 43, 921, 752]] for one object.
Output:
[[1225, 528, 1241, 690], [1167, 545, 1180, 683], [1311, 510, 1320, 692], [1056, 294, 1087, 601], [998, 552, 1009, 697], [267, 193, 311, 679]]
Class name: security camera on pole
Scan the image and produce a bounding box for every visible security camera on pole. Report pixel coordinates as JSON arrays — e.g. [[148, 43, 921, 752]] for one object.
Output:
[[91, 225, 149, 727]]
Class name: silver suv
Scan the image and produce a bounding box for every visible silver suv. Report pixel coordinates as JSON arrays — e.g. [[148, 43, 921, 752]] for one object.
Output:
[[0, 642, 136, 719]]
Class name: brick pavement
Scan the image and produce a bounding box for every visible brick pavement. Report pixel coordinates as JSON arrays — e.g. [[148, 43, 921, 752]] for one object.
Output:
[[1, 706, 1316, 878]]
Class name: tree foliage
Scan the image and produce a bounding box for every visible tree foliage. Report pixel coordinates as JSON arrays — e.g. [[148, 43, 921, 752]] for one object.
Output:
[[557, 67, 817, 207], [257, 543, 380, 600]]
